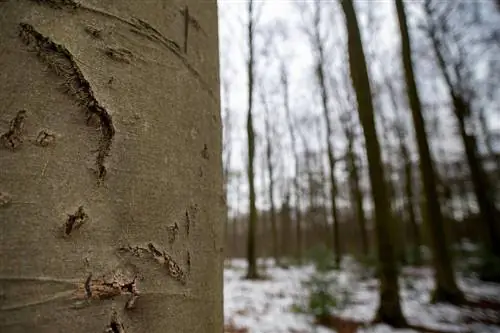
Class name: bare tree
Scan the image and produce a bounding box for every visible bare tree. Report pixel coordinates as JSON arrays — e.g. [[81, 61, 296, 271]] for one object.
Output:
[[260, 89, 280, 266], [279, 62, 305, 263], [305, 0, 343, 267], [422, 0, 500, 282], [395, 0, 465, 303], [244, 0, 260, 279], [340, 0, 407, 326]]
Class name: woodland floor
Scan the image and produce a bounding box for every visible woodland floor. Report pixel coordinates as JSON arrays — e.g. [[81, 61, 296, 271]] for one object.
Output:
[[223, 258, 500, 333]]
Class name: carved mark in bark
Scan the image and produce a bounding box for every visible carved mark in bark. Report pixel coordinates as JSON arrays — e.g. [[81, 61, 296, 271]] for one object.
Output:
[[103, 47, 133, 64], [19, 23, 115, 182], [180, 6, 205, 36], [186, 251, 191, 273], [1, 110, 27, 150], [35, 129, 56, 147], [73, 271, 139, 310], [0, 192, 12, 207], [185, 203, 198, 236], [119, 243, 186, 285], [182, 5, 189, 53], [63, 205, 88, 236], [185, 210, 190, 236]]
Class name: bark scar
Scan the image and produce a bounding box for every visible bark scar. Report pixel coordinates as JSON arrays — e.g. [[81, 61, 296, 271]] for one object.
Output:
[[1, 110, 27, 150], [19, 23, 115, 182], [64, 205, 88, 236]]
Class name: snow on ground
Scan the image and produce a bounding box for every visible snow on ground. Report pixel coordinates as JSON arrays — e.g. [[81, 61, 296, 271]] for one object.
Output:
[[224, 258, 500, 333]]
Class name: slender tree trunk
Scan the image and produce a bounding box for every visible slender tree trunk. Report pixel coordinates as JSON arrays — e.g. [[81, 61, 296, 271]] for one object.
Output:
[[0, 1, 223, 332], [395, 0, 465, 303], [245, 0, 259, 279], [281, 191, 292, 263], [456, 104, 500, 259], [346, 132, 369, 256], [281, 65, 303, 264], [340, 0, 406, 326], [262, 93, 280, 266], [385, 78, 422, 266], [478, 107, 500, 181]]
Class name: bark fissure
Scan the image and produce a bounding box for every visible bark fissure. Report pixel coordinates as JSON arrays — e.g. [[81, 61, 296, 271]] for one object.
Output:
[[19, 23, 116, 182]]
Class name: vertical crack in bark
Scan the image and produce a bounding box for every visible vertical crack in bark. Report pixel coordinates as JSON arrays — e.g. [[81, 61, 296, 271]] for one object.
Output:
[[19, 23, 115, 181]]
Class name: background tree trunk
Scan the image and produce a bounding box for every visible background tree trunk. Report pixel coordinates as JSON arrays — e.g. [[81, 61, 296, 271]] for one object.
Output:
[[245, 0, 259, 279], [340, 0, 406, 327], [0, 1, 223, 332], [395, 0, 464, 303]]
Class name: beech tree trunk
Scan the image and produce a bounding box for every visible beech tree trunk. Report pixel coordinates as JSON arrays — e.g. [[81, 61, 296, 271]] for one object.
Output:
[[0, 1, 223, 332], [340, 0, 407, 327]]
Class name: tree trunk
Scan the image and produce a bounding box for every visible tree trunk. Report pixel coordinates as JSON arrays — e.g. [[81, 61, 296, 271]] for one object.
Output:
[[456, 101, 500, 256], [346, 133, 369, 257], [245, 0, 259, 279], [311, 2, 342, 267], [262, 93, 279, 266], [424, 0, 500, 281], [340, 0, 406, 327], [281, 65, 303, 264], [395, 0, 465, 303], [384, 77, 422, 266], [0, 1, 223, 332]]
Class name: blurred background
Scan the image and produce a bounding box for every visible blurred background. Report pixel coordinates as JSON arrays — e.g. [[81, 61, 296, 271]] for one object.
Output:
[[218, 1, 500, 332]]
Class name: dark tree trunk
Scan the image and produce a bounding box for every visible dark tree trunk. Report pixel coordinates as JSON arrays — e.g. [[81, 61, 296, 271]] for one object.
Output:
[[396, 0, 465, 303], [340, 0, 407, 326]]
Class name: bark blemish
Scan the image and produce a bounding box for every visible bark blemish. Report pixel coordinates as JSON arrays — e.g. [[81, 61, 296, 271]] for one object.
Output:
[[180, 6, 205, 35], [186, 203, 199, 236], [0, 192, 12, 207], [103, 47, 133, 64], [19, 23, 116, 182], [182, 5, 189, 53], [201, 143, 209, 160], [73, 271, 140, 309], [84, 26, 102, 39], [64, 205, 88, 236], [35, 129, 56, 147], [186, 251, 191, 273], [167, 222, 179, 244], [119, 243, 186, 285], [31, 0, 79, 10], [105, 311, 126, 333], [185, 209, 190, 236], [1, 110, 27, 150]]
